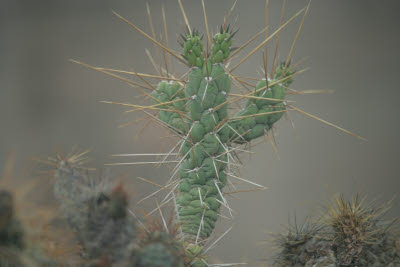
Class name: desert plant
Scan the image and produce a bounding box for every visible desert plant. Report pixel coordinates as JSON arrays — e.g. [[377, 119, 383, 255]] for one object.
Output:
[[272, 195, 400, 266], [324, 195, 399, 266], [271, 217, 326, 266], [50, 151, 137, 266], [0, 189, 57, 267], [48, 149, 194, 266]]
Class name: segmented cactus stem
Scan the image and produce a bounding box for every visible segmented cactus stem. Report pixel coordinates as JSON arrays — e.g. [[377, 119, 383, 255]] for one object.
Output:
[[153, 27, 295, 243]]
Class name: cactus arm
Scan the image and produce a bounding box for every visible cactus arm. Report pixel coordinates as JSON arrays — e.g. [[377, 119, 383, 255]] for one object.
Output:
[[151, 80, 190, 135], [227, 62, 295, 143]]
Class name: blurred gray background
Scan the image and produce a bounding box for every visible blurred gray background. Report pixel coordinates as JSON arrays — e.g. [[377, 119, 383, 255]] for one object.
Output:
[[1, 0, 399, 264]]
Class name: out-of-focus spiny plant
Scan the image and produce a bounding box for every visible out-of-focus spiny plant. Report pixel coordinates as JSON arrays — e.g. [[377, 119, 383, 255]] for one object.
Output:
[[49, 150, 137, 266], [45, 149, 192, 266], [0, 155, 57, 267], [272, 194, 399, 266]]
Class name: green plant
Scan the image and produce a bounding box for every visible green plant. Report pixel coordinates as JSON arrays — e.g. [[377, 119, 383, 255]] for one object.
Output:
[[152, 36, 294, 242]]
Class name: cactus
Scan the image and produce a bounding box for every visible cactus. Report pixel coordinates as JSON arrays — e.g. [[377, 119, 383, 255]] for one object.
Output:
[[272, 195, 400, 266], [52, 153, 138, 266], [136, 231, 185, 267], [0, 189, 56, 267], [325, 195, 399, 266], [0, 190, 24, 250], [49, 150, 194, 266], [152, 26, 295, 242]]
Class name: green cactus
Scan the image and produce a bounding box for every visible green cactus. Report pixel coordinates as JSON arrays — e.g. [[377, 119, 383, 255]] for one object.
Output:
[[151, 26, 294, 243]]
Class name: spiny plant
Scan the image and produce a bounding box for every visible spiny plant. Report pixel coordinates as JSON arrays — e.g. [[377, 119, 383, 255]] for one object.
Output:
[[0, 154, 65, 267], [47, 149, 137, 266], [136, 217, 186, 267], [272, 194, 400, 266], [270, 217, 326, 266], [43, 149, 193, 266], [72, 1, 364, 265], [323, 194, 398, 266], [0, 189, 57, 267]]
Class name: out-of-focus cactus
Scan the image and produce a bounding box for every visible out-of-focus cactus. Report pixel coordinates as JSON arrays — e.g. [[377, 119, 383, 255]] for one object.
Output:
[[0, 189, 56, 267], [52, 156, 137, 266], [271, 218, 325, 266], [0, 190, 24, 250], [326, 195, 399, 266], [81, 186, 137, 264], [272, 195, 400, 266], [0, 189, 25, 266], [136, 231, 185, 267], [51, 151, 191, 266]]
